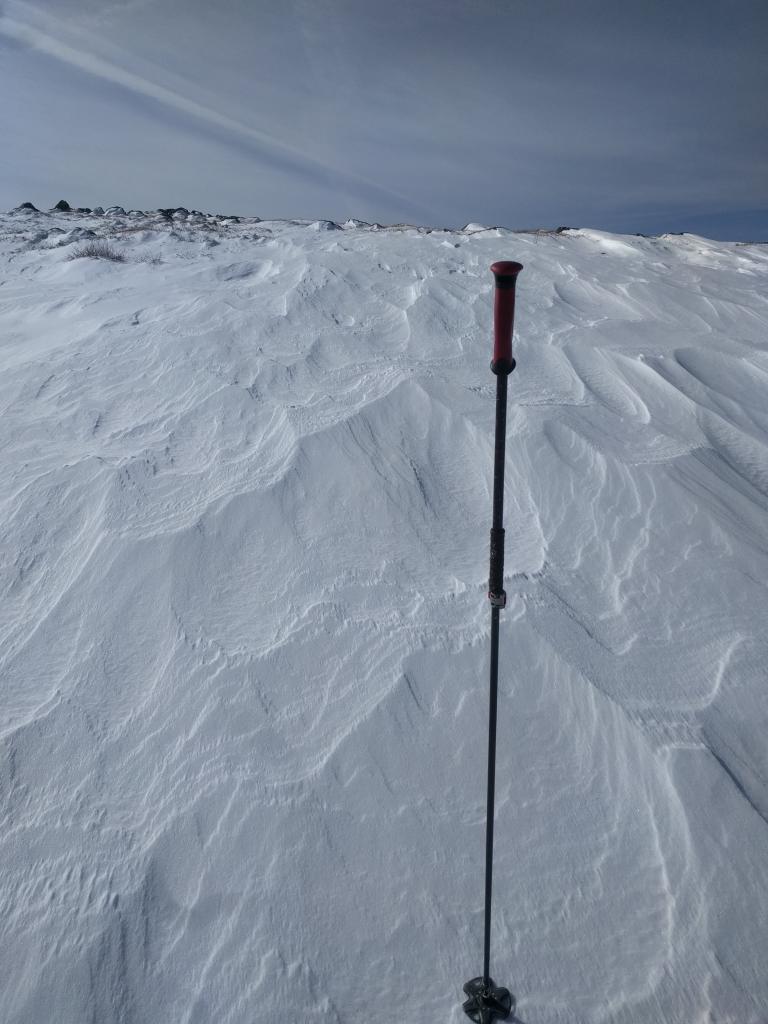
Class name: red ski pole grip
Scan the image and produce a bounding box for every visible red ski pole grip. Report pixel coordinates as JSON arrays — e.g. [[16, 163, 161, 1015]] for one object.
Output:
[[490, 261, 523, 375]]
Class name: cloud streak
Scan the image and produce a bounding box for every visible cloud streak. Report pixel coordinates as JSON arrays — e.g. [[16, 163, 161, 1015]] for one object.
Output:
[[0, 2, 433, 220]]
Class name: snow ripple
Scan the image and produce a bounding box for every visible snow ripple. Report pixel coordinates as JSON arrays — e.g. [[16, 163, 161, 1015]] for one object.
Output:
[[1, 212, 767, 1022]]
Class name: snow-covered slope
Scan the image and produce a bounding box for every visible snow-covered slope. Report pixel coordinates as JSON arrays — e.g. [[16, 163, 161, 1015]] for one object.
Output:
[[1, 208, 767, 1023]]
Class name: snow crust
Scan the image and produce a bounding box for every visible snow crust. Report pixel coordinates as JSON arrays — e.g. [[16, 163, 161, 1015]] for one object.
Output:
[[1, 209, 767, 1023]]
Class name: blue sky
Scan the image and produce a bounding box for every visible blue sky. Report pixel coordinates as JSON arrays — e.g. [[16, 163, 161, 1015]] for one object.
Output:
[[2, 0, 766, 238]]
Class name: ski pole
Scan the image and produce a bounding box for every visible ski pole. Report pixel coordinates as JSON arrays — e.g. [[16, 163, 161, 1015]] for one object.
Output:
[[463, 260, 523, 1024]]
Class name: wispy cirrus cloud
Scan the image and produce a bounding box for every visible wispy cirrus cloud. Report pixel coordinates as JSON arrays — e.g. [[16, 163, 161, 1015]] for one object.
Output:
[[0, 0, 433, 220]]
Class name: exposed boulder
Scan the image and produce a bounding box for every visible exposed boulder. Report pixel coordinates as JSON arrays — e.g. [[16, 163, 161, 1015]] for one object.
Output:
[[17, 201, 39, 212], [309, 220, 342, 231], [59, 227, 98, 245], [53, 200, 71, 211]]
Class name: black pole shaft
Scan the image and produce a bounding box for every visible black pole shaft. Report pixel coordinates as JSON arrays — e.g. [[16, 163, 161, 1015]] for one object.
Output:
[[483, 603, 501, 984], [483, 370, 509, 986]]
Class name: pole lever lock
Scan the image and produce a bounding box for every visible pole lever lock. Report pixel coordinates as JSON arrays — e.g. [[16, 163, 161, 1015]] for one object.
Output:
[[488, 526, 505, 606]]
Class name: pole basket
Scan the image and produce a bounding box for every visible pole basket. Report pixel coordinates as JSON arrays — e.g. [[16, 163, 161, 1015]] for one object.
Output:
[[462, 977, 514, 1023]]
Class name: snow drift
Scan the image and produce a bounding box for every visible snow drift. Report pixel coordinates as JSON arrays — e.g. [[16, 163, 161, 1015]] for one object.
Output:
[[1, 208, 767, 1023]]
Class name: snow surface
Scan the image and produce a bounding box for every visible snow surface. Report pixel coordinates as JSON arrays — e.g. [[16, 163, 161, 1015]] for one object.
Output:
[[1, 208, 768, 1024]]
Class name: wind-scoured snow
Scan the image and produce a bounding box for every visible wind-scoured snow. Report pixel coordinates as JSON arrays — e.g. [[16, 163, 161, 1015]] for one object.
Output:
[[1, 208, 767, 1023]]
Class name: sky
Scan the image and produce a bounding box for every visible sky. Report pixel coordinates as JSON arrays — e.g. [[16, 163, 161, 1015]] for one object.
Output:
[[1, 0, 767, 239]]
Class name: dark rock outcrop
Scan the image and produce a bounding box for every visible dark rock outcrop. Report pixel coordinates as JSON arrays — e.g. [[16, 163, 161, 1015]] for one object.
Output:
[[53, 200, 72, 211]]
